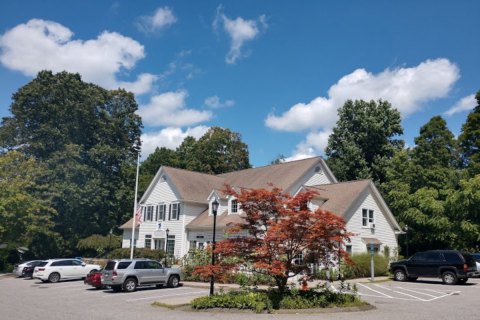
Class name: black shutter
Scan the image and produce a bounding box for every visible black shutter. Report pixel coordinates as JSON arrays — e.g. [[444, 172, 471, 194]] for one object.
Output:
[[177, 203, 181, 220], [168, 204, 171, 220]]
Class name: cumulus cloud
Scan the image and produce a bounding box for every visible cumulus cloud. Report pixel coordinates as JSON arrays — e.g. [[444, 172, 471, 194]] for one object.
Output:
[[444, 94, 476, 116], [213, 6, 267, 64], [265, 59, 460, 160], [141, 126, 209, 159], [0, 19, 156, 95], [138, 90, 212, 127], [204, 95, 235, 108], [136, 7, 177, 33]]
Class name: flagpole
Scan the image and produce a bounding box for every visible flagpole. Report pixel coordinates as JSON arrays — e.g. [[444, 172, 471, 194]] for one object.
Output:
[[130, 152, 141, 259]]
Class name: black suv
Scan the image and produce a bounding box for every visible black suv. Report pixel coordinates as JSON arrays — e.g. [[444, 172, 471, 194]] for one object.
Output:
[[390, 250, 478, 285]]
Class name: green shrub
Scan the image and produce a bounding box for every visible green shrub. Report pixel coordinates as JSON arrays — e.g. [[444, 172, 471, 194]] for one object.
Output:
[[181, 249, 211, 281], [191, 289, 364, 313], [105, 248, 165, 261], [342, 253, 390, 278]]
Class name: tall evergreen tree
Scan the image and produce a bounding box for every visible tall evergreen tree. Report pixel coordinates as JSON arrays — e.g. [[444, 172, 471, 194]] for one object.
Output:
[[325, 99, 404, 184]]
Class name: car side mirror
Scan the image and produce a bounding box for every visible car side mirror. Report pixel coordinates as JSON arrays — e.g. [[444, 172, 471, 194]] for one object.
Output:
[[82, 262, 86, 266]]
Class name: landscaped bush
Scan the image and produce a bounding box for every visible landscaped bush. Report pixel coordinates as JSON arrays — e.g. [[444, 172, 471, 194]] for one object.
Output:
[[181, 249, 211, 281], [105, 248, 165, 262], [341, 253, 390, 278], [191, 289, 365, 313]]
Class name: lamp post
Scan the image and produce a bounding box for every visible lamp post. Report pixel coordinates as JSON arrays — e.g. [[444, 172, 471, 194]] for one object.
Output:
[[405, 225, 409, 258], [210, 199, 219, 296], [165, 228, 170, 267]]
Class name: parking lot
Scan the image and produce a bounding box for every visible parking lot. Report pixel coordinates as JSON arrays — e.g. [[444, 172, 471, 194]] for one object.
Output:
[[1, 274, 479, 320]]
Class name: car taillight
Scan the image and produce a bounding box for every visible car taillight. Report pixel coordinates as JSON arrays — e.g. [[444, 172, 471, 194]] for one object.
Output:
[[464, 264, 468, 273], [112, 270, 117, 277], [38, 268, 45, 271]]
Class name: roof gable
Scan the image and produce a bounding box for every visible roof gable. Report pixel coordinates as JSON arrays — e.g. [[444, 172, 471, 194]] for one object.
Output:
[[219, 157, 332, 192], [305, 180, 402, 231]]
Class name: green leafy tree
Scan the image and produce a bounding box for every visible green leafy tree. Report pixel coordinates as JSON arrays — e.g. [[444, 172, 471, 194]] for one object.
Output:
[[0, 151, 57, 254], [0, 71, 142, 255], [194, 127, 251, 174], [326, 99, 403, 184], [382, 116, 467, 253], [458, 91, 480, 176], [445, 175, 480, 250]]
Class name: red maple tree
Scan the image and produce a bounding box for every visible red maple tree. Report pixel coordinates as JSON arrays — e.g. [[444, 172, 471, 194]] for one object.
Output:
[[194, 186, 352, 292]]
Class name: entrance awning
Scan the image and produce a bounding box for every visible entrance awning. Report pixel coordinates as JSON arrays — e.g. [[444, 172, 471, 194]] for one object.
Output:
[[362, 237, 382, 245]]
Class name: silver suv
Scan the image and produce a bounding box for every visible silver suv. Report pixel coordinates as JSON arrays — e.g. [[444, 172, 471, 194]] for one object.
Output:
[[101, 259, 181, 292]]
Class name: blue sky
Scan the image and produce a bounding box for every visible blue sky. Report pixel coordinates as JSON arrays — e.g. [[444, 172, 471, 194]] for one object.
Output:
[[0, 1, 478, 167]]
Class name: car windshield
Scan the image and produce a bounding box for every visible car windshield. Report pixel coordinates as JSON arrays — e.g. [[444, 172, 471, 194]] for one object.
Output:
[[472, 253, 480, 261], [37, 261, 48, 267]]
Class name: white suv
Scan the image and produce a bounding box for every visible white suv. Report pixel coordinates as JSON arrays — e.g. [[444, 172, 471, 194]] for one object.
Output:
[[33, 259, 101, 283]]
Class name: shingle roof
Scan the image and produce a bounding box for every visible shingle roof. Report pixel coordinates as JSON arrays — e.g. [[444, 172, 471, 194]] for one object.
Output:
[[218, 157, 322, 191], [162, 166, 225, 203], [119, 218, 140, 229], [306, 180, 371, 217], [186, 209, 244, 229]]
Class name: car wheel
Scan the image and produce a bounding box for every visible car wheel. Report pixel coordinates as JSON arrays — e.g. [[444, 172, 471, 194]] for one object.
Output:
[[111, 285, 122, 292], [408, 276, 418, 281], [123, 278, 137, 292], [393, 269, 407, 282], [48, 272, 60, 283], [442, 271, 458, 285], [167, 275, 179, 288], [89, 269, 98, 274]]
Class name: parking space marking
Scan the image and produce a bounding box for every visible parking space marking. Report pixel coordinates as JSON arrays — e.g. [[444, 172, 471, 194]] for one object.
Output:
[[395, 287, 437, 298], [357, 283, 462, 302], [126, 290, 207, 302], [100, 286, 194, 299], [358, 283, 393, 298]]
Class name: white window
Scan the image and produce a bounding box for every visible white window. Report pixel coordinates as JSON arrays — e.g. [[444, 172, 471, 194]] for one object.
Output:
[[156, 204, 166, 221], [145, 206, 154, 221], [231, 199, 238, 213], [145, 235, 152, 249], [189, 241, 197, 252], [169, 203, 180, 220], [362, 209, 374, 227], [346, 245, 352, 254]]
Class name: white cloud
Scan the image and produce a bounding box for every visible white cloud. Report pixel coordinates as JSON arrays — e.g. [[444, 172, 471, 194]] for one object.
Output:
[[141, 126, 209, 159], [0, 19, 155, 95], [214, 6, 267, 64], [138, 90, 212, 127], [444, 94, 476, 116], [137, 7, 177, 33], [265, 58, 460, 159], [204, 95, 235, 108]]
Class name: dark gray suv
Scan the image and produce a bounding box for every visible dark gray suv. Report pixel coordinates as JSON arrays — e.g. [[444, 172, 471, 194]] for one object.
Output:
[[101, 259, 182, 292], [390, 250, 478, 285]]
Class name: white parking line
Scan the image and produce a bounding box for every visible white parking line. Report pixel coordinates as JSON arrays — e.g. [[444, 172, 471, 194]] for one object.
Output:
[[358, 283, 393, 298], [101, 286, 192, 298], [358, 283, 463, 302], [126, 290, 207, 302], [395, 287, 437, 298]]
